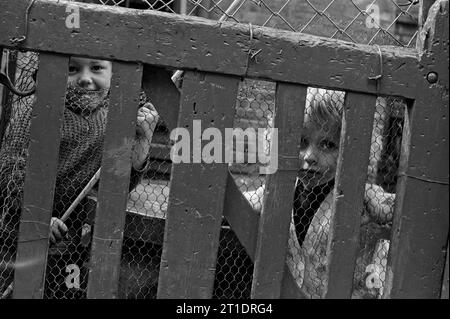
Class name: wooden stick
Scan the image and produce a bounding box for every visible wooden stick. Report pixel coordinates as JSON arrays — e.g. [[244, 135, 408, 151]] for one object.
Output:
[[60, 167, 101, 223]]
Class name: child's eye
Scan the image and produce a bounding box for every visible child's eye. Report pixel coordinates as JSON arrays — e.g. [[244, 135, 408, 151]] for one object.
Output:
[[91, 65, 105, 72], [300, 137, 309, 149], [319, 140, 337, 150], [68, 66, 78, 74]]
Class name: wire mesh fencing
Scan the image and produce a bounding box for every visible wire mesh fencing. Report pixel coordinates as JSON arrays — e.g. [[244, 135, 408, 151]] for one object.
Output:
[[89, 0, 419, 47], [0, 0, 415, 299]]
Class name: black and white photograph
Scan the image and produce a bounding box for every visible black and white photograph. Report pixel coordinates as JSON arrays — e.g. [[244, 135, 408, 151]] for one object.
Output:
[[0, 0, 448, 307]]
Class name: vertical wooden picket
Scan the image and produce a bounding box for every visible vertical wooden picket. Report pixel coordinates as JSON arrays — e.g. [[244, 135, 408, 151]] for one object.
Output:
[[86, 62, 143, 298], [250, 83, 307, 299], [13, 53, 69, 298], [157, 71, 239, 299], [384, 0, 449, 299], [325, 92, 377, 298]]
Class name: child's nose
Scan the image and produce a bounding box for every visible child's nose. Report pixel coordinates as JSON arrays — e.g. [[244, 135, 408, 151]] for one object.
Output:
[[77, 72, 93, 88], [302, 146, 318, 166]]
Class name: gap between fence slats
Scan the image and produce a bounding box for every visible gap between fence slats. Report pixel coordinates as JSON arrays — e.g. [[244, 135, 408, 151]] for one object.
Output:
[[157, 71, 239, 299], [325, 92, 377, 299], [86, 62, 143, 299], [142, 65, 180, 131], [13, 53, 69, 299], [250, 83, 307, 298]]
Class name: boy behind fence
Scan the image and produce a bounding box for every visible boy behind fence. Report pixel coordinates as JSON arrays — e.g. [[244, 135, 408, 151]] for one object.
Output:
[[0, 56, 159, 297]]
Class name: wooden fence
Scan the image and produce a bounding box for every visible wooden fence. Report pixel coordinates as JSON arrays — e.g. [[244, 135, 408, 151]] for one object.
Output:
[[0, 0, 448, 298]]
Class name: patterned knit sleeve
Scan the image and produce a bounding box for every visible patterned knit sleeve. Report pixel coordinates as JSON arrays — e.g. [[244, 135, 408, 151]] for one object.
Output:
[[0, 100, 33, 241]]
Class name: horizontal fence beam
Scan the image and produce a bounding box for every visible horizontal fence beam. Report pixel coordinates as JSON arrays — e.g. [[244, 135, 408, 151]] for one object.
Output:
[[0, 0, 419, 99]]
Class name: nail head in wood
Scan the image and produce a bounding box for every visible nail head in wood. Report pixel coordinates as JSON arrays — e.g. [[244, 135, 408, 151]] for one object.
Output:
[[427, 71, 438, 84]]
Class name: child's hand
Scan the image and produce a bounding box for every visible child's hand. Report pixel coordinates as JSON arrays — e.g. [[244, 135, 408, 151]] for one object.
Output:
[[364, 184, 395, 224], [49, 217, 68, 244], [132, 103, 159, 170], [243, 185, 265, 212]]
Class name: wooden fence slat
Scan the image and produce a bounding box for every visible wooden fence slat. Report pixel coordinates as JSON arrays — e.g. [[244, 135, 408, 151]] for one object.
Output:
[[157, 71, 239, 299], [384, 0, 449, 299], [250, 83, 307, 298], [325, 92, 377, 298], [13, 53, 69, 299], [86, 62, 143, 299]]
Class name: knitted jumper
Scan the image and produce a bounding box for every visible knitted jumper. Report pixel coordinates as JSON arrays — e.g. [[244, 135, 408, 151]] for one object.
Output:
[[0, 87, 147, 244]]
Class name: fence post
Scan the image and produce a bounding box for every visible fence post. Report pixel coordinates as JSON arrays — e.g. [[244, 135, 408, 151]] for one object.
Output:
[[384, 0, 449, 298], [13, 53, 69, 298]]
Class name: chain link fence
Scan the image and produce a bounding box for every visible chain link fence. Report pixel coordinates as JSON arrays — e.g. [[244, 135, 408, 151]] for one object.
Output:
[[0, 0, 415, 299]]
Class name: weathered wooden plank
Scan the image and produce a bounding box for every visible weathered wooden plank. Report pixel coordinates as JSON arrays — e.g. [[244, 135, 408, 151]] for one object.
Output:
[[250, 83, 306, 298], [86, 62, 143, 299], [384, 1, 449, 299], [325, 93, 377, 298], [157, 71, 239, 299], [0, 0, 419, 99], [12, 53, 69, 299]]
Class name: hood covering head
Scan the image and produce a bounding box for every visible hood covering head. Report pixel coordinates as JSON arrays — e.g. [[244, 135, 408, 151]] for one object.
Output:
[[65, 84, 109, 115]]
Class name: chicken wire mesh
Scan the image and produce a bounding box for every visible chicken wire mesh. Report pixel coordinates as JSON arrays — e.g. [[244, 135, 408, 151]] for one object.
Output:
[[0, 0, 414, 299]]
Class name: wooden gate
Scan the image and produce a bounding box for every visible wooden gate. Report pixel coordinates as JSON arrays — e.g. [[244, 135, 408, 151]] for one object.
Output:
[[0, 0, 448, 298]]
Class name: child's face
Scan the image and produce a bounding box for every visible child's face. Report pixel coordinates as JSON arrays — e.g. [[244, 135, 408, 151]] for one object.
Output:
[[67, 57, 112, 91], [298, 115, 340, 189]]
